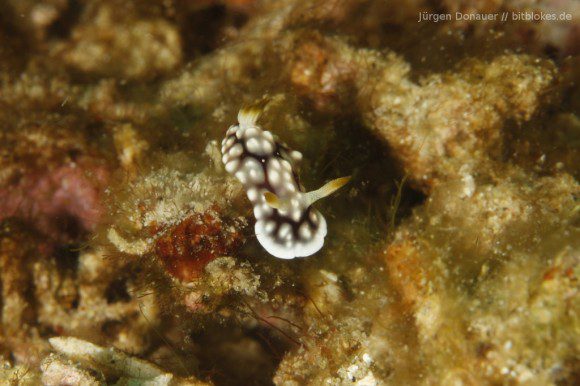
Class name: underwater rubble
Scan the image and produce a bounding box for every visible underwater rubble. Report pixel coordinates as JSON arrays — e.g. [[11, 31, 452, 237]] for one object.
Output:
[[0, 0, 578, 385]]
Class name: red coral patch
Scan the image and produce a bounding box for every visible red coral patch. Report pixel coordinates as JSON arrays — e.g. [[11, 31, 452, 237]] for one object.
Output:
[[155, 210, 244, 282]]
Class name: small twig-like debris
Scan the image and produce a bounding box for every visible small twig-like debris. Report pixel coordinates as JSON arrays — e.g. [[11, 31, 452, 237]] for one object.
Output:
[[238, 300, 303, 348], [389, 174, 408, 233], [267, 314, 304, 331], [139, 302, 192, 378]]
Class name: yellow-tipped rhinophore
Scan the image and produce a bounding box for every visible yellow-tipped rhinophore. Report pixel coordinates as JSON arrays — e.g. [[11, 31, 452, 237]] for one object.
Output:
[[304, 176, 351, 206], [237, 98, 270, 127]]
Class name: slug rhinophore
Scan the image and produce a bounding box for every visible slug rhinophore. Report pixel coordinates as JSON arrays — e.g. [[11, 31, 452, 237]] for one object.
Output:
[[221, 106, 350, 259]]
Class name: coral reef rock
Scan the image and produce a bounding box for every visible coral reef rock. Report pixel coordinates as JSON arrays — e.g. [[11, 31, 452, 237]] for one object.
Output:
[[0, 0, 577, 385]]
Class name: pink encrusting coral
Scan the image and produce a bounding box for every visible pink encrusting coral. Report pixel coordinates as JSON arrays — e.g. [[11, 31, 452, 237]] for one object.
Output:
[[0, 120, 112, 242], [0, 162, 109, 240]]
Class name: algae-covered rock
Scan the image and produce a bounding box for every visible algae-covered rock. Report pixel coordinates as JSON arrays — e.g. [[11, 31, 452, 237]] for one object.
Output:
[[380, 169, 579, 384], [54, 1, 183, 80]]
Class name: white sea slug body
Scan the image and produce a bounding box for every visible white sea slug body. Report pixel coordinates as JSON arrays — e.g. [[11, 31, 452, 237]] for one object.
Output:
[[221, 107, 349, 259]]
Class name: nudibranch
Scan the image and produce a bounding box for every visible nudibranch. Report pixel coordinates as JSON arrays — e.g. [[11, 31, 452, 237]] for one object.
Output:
[[221, 107, 350, 259]]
